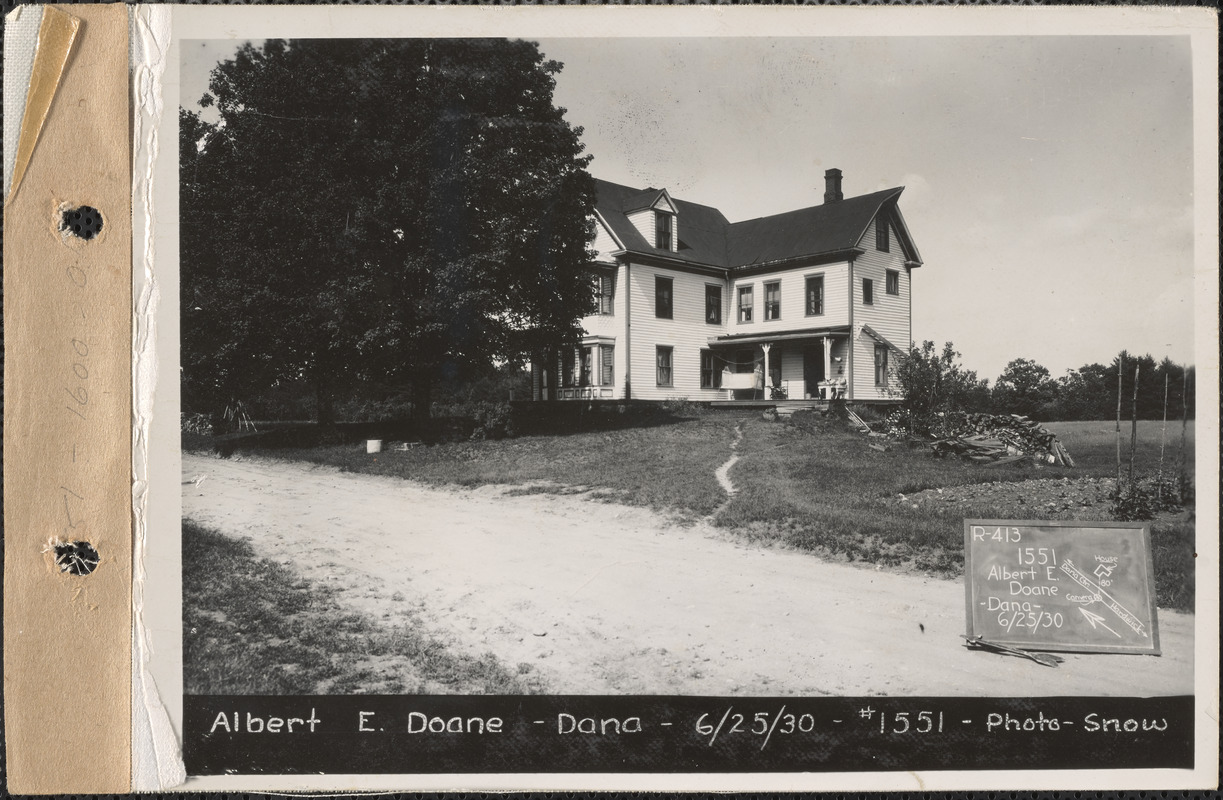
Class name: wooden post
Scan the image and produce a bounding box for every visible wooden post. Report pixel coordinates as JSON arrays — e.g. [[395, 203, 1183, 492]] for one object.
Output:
[[823, 336, 832, 396], [1180, 369, 1188, 502], [761, 342, 772, 400], [1128, 363, 1139, 482], [1115, 354, 1123, 483], [1158, 372, 1169, 506]]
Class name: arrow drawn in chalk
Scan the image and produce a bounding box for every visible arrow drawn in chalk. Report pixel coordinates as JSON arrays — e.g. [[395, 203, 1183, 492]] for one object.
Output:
[[1079, 607, 1122, 638], [1060, 559, 1147, 637]]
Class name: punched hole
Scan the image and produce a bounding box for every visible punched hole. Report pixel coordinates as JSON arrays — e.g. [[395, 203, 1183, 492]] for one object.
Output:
[[54, 540, 100, 575], [61, 206, 103, 241]]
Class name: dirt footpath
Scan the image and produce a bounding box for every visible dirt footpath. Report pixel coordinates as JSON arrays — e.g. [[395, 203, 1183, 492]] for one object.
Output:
[[181, 453, 1193, 697]]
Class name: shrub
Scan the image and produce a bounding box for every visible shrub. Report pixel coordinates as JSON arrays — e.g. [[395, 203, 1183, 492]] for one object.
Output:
[[893, 341, 992, 432], [433, 400, 516, 440], [1110, 473, 1186, 521], [181, 412, 214, 435], [469, 401, 516, 440], [660, 397, 701, 417], [334, 395, 415, 423]]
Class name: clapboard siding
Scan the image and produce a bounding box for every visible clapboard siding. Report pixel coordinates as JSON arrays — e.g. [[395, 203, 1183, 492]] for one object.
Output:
[[580, 262, 622, 339], [575, 262, 628, 397], [626, 208, 677, 251], [729, 261, 850, 332], [586, 219, 627, 390], [852, 217, 911, 400], [628, 262, 727, 400], [626, 209, 655, 250], [592, 218, 621, 261]]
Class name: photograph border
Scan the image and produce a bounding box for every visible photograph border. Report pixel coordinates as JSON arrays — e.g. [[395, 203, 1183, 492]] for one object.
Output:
[[137, 4, 1219, 792]]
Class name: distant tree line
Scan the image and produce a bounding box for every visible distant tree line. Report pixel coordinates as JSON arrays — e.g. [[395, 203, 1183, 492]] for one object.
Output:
[[896, 342, 1194, 424]]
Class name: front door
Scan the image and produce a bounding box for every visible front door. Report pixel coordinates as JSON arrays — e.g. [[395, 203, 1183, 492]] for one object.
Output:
[[803, 342, 825, 393]]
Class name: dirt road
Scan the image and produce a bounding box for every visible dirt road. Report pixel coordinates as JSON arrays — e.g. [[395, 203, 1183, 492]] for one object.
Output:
[[182, 453, 1193, 696]]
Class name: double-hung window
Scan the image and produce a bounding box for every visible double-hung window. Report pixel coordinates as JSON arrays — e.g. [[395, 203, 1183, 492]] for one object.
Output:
[[874, 345, 889, 386], [806, 275, 824, 316], [886, 269, 899, 296], [655, 276, 673, 319], [595, 273, 614, 314], [764, 281, 781, 320], [561, 349, 575, 387], [862, 278, 874, 305], [579, 348, 592, 387], [705, 285, 722, 324], [656, 346, 673, 387], [738, 285, 753, 323], [655, 211, 672, 250], [700, 350, 721, 389], [876, 217, 890, 252]]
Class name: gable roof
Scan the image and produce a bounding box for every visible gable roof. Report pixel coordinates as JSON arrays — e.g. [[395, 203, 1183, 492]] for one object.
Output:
[[727, 188, 905, 268], [593, 177, 918, 271]]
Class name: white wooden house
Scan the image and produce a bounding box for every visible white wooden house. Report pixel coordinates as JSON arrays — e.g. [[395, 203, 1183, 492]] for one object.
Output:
[[532, 169, 922, 404]]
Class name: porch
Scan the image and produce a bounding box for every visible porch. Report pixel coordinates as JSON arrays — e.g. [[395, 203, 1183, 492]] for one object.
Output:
[[706, 327, 850, 402]]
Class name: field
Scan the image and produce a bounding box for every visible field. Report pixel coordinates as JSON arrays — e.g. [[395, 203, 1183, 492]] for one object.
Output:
[[230, 413, 1195, 610]]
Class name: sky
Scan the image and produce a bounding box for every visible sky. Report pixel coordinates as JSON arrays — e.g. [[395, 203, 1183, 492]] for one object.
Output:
[[182, 35, 1197, 382]]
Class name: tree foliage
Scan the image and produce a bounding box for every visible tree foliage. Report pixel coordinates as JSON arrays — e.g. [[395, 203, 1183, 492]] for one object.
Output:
[[893, 341, 1192, 427], [1040, 352, 1194, 422], [992, 357, 1057, 418], [181, 39, 597, 425], [894, 341, 991, 428]]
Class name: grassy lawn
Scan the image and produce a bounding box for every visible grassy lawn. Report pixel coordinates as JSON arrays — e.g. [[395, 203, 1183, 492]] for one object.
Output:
[[1045, 419, 1195, 479], [183, 522, 536, 695], [261, 414, 732, 519], [215, 412, 1195, 611], [722, 415, 1195, 609]]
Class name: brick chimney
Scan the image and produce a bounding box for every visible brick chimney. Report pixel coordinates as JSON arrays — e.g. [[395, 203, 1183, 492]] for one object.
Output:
[[823, 168, 843, 204]]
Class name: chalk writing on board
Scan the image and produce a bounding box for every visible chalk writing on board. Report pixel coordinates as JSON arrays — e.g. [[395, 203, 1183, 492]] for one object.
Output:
[[964, 520, 1159, 655]]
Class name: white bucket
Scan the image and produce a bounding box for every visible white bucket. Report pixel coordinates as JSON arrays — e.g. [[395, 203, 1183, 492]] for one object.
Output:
[[366, 439, 382, 454]]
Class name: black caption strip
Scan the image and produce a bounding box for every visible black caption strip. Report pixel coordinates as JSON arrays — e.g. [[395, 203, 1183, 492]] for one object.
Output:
[[185, 694, 1192, 775]]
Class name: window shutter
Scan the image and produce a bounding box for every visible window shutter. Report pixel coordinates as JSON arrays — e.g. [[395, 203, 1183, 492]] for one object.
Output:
[[602, 346, 614, 386], [600, 275, 614, 314]]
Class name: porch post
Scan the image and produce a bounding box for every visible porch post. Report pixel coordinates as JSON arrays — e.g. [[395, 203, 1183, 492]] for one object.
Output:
[[823, 336, 832, 393], [761, 342, 772, 399]]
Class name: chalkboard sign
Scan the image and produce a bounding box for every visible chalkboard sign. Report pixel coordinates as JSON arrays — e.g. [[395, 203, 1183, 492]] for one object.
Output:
[[964, 519, 1160, 655]]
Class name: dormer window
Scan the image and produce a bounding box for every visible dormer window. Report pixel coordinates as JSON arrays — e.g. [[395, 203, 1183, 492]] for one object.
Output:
[[655, 211, 672, 250]]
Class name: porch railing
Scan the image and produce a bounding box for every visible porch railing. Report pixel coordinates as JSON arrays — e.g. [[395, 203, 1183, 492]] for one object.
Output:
[[556, 386, 615, 400]]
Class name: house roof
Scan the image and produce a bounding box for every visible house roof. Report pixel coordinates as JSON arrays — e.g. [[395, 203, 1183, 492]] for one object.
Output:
[[594, 179, 731, 266], [727, 188, 904, 268], [593, 178, 918, 270], [860, 324, 906, 356]]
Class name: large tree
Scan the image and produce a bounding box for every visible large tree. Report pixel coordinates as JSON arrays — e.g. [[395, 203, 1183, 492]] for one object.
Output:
[[181, 39, 596, 426], [992, 357, 1058, 418]]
